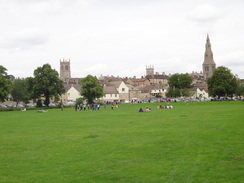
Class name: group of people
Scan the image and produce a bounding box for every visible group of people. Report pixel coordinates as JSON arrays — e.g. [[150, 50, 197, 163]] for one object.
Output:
[[139, 103, 173, 112], [157, 104, 173, 109], [75, 103, 119, 111], [76, 103, 100, 111], [111, 104, 119, 109], [139, 107, 151, 112]]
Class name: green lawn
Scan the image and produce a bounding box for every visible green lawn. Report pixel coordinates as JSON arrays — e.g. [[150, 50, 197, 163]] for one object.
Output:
[[0, 101, 243, 183]]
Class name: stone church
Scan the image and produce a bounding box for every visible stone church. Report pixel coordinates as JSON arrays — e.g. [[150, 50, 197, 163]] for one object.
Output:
[[59, 59, 82, 102], [60, 59, 81, 85], [202, 34, 216, 79]]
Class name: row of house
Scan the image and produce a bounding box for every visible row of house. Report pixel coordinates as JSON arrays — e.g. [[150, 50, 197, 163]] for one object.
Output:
[[61, 77, 209, 104], [61, 80, 150, 103]]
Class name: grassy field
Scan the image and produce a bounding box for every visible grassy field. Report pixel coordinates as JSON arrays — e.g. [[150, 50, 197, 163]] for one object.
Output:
[[0, 101, 243, 183]]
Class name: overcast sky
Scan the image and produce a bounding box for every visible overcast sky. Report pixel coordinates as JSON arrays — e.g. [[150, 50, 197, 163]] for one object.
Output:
[[1, 0, 244, 79]]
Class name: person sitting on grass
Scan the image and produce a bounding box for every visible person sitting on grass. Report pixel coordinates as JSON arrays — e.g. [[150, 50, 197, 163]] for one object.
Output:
[[139, 108, 144, 112], [21, 108, 26, 111], [145, 107, 151, 112], [37, 110, 48, 113]]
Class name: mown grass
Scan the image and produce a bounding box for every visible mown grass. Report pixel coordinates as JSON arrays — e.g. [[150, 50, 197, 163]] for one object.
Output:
[[0, 101, 243, 183]]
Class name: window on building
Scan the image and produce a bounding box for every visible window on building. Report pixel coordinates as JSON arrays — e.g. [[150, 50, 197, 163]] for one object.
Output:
[[122, 88, 125, 92], [115, 94, 117, 97], [205, 66, 209, 71]]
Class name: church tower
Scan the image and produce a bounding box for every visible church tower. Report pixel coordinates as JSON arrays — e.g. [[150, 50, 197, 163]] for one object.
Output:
[[146, 65, 154, 76], [60, 59, 71, 80], [202, 34, 216, 79]]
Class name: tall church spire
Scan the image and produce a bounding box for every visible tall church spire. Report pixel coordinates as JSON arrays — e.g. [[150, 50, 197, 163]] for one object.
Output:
[[202, 34, 216, 79]]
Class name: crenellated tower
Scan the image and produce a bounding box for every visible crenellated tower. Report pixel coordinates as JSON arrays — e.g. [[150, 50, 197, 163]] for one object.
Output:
[[146, 65, 154, 76], [60, 59, 71, 80], [202, 34, 216, 79]]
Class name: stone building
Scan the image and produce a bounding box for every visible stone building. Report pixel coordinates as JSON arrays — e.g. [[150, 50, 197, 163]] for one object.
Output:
[[124, 77, 150, 87], [60, 59, 71, 80], [145, 73, 169, 85], [60, 59, 82, 84], [146, 65, 154, 76], [59, 59, 82, 102], [202, 34, 216, 79]]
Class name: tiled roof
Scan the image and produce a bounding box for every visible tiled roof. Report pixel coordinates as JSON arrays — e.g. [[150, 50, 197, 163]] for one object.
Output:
[[103, 86, 118, 94], [145, 75, 169, 79], [106, 81, 123, 88], [64, 84, 81, 92], [140, 84, 167, 93], [126, 84, 139, 90]]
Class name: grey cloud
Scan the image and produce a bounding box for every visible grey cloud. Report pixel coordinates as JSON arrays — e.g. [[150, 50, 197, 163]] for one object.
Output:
[[1, 34, 49, 50]]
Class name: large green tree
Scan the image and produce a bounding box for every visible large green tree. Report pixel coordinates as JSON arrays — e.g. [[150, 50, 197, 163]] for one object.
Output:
[[11, 79, 31, 106], [234, 79, 244, 98], [28, 64, 65, 106], [235, 85, 244, 98], [80, 75, 103, 104], [167, 73, 193, 97], [0, 66, 12, 102], [207, 66, 238, 98]]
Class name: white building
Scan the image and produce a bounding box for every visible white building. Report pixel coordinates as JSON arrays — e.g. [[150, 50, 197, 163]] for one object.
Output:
[[61, 84, 81, 102]]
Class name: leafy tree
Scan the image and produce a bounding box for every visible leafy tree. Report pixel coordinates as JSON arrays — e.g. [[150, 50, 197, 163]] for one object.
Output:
[[0, 66, 12, 102], [80, 75, 103, 104], [166, 87, 181, 98], [11, 79, 31, 106], [76, 97, 84, 105], [25, 77, 35, 101], [182, 88, 191, 97], [5, 75, 15, 80], [167, 73, 193, 97], [207, 66, 238, 98], [166, 87, 174, 98], [235, 85, 244, 97], [28, 64, 65, 106], [36, 99, 43, 107], [168, 73, 193, 89], [174, 88, 181, 97]]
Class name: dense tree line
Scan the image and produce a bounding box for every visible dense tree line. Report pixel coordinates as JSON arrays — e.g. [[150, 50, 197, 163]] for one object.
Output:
[[1, 64, 65, 107], [1, 64, 103, 107]]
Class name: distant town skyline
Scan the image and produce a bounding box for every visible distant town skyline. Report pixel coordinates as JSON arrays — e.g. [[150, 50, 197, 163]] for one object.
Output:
[[1, 0, 244, 78]]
